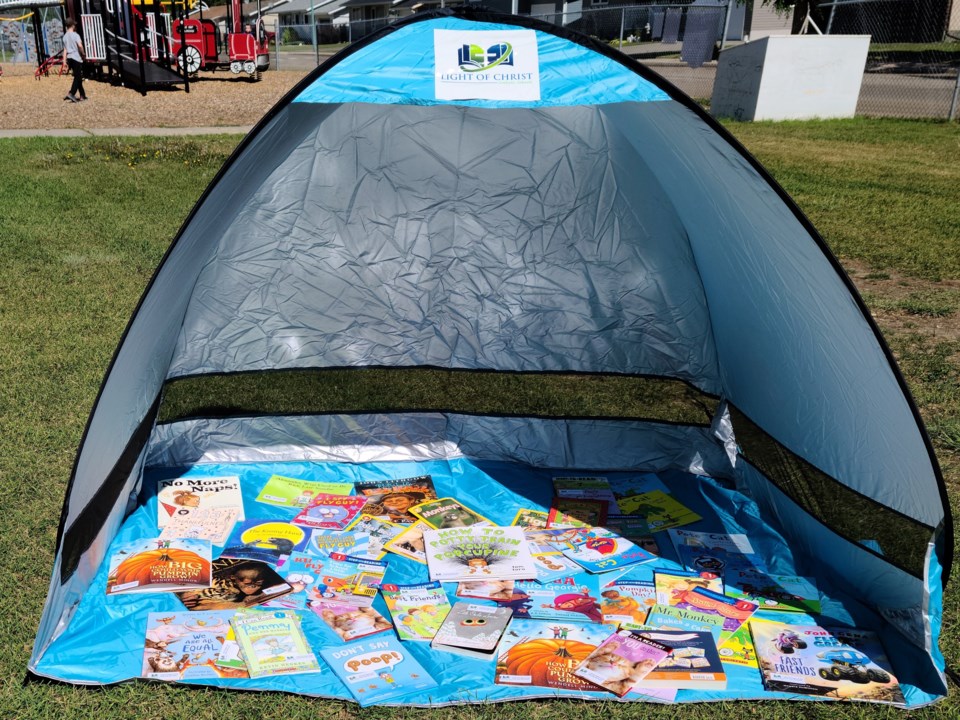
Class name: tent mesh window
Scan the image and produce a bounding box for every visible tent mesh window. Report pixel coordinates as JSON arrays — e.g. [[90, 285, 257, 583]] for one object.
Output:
[[731, 405, 935, 578], [158, 368, 720, 426]]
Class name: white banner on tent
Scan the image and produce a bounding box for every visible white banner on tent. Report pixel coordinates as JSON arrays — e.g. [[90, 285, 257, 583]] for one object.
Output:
[[434, 29, 541, 102]]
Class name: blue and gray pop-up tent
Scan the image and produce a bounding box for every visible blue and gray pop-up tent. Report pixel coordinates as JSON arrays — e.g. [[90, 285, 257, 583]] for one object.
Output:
[[31, 8, 951, 707]]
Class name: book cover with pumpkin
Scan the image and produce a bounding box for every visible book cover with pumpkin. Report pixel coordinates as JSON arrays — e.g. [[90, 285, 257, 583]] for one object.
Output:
[[494, 618, 615, 693], [106, 537, 212, 595]]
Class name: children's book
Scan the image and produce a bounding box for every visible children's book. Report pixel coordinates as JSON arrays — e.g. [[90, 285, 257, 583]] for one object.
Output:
[[157, 475, 244, 528], [309, 552, 388, 607], [716, 622, 758, 668], [230, 609, 321, 678], [553, 477, 618, 513], [599, 580, 656, 626], [654, 568, 723, 606], [456, 579, 516, 602], [383, 520, 431, 564], [214, 609, 256, 673], [354, 475, 437, 524], [260, 552, 327, 610], [220, 519, 311, 566], [616, 490, 701, 532], [675, 542, 759, 578], [381, 581, 452, 642], [319, 635, 438, 706], [642, 604, 726, 636], [307, 529, 372, 559], [142, 611, 247, 680], [292, 493, 369, 530], [311, 599, 393, 642], [667, 528, 756, 555], [343, 514, 403, 559], [511, 508, 550, 530], [430, 602, 513, 659], [176, 558, 293, 611], [107, 538, 212, 595], [411, 497, 492, 530], [495, 618, 615, 692], [157, 507, 239, 546], [725, 570, 821, 614], [547, 498, 608, 528], [573, 629, 673, 697], [608, 472, 670, 501], [750, 619, 905, 704], [255, 475, 353, 509], [548, 527, 656, 574], [671, 586, 759, 639], [529, 544, 583, 583], [510, 575, 605, 623], [423, 526, 537, 582], [630, 628, 727, 689], [603, 515, 660, 556]]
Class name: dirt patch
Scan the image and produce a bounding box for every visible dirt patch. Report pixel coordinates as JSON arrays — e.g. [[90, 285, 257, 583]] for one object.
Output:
[[0, 61, 310, 129], [842, 257, 960, 343]]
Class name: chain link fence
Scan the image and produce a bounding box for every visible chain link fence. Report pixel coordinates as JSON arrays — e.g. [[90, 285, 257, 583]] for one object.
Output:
[[529, 3, 731, 102], [819, 0, 960, 119]]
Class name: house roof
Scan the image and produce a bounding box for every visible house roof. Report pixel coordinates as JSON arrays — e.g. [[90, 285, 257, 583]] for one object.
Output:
[[336, 0, 391, 7], [192, 0, 291, 20], [275, 0, 342, 13]]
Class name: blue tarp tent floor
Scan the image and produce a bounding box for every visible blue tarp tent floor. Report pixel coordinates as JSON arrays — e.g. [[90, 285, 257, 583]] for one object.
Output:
[[35, 459, 939, 706]]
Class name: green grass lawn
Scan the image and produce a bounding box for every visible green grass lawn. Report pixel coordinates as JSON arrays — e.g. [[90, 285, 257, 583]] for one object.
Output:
[[1, 118, 959, 718]]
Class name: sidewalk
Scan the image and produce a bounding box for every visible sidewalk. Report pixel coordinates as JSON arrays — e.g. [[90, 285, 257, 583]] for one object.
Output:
[[0, 126, 254, 138]]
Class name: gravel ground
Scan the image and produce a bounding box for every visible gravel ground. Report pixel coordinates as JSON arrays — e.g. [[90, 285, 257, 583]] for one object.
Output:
[[0, 62, 311, 130]]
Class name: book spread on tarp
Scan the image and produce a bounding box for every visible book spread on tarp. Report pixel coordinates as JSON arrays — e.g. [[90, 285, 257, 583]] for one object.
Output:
[[107, 538, 212, 595], [750, 619, 904, 704], [431, 602, 513, 659], [354, 475, 437, 524], [157, 475, 244, 528], [423, 526, 537, 582], [221, 519, 311, 566], [382, 582, 452, 642], [494, 618, 614, 693], [573, 629, 672, 697], [255, 475, 353, 509], [631, 628, 727, 690], [176, 558, 293, 611], [311, 600, 393, 642], [158, 507, 239, 546], [292, 494, 369, 530], [343, 514, 404, 559], [230, 609, 320, 678], [143, 611, 247, 680], [320, 635, 438, 706]]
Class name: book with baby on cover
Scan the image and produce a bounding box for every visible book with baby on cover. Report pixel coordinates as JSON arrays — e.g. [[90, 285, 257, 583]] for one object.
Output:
[[573, 629, 672, 697]]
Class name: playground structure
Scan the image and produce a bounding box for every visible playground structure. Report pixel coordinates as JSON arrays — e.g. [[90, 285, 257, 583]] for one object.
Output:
[[170, 1, 270, 78], [1, 0, 272, 94], [0, 0, 65, 70], [68, 0, 272, 92]]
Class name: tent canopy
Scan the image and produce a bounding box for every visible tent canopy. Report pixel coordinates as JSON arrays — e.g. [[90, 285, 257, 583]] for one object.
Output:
[[31, 8, 950, 707]]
